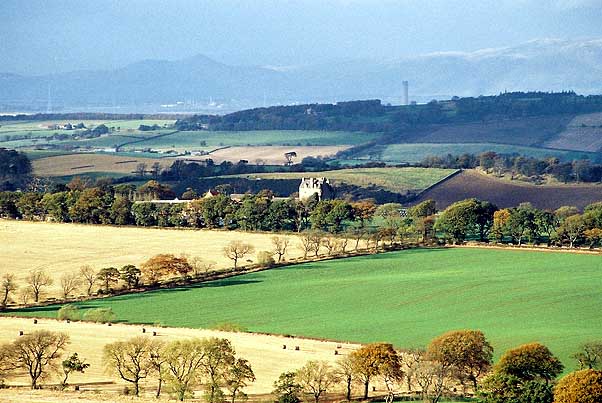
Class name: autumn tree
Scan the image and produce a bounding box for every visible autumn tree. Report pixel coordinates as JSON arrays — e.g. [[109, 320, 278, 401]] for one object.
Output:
[[296, 360, 338, 403], [202, 337, 236, 403], [272, 236, 290, 262], [141, 254, 193, 283], [61, 352, 89, 388], [96, 267, 120, 293], [554, 369, 602, 403], [79, 265, 96, 296], [225, 358, 255, 403], [26, 268, 53, 303], [350, 343, 403, 399], [223, 241, 255, 269], [103, 336, 157, 396], [335, 355, 355, 401], [12, 330, 69, 389], [1, 273, 17, 309], [60, 272, 81, 299], [427, 330, 493, 392]]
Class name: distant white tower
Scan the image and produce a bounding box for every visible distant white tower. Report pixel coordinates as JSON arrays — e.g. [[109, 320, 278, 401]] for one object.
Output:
[[402, 81, 409, 106]]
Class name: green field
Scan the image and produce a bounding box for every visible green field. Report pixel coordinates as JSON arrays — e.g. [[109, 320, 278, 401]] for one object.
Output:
[[357, 143, 597, 164], [224, 167, 456, 193], [9, 248, 600, 372], [125, 130, 378, 150]]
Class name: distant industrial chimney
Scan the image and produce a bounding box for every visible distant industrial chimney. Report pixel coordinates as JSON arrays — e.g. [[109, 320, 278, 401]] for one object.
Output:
[[402, 81, 409, 106]]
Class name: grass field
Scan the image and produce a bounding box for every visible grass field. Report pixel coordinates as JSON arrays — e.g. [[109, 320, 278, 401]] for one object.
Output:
[[225, 167, 456, 193], [371, 143, 596, 164], [0, 220, 304, 299], [32, 153, 176, 176], [9, 248, 601, 373]]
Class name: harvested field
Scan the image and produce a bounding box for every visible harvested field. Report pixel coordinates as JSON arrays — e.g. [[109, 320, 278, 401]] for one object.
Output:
[[33, 154, 173, 177], [0, 220, 303, 299], [0, 317, 359, 397], [412, 169, 602, 209], [544, 112, 602, 151], [224, 167, 456, 193]]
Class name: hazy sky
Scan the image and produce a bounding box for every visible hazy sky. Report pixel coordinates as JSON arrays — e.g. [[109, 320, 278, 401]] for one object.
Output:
[[2, 0, 602, 75]]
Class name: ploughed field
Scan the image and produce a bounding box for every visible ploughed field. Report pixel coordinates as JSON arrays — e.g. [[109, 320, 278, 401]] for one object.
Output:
[[11, 247, 602, 372]]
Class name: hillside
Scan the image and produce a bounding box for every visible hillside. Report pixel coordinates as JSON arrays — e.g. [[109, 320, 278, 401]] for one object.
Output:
[[413, 169, 602, 209], [10, 248, 602, 373]]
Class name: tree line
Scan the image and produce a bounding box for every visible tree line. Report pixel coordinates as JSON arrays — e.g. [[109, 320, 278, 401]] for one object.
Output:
[[1, 328, 600, 402], [420, 151, 602, 184]]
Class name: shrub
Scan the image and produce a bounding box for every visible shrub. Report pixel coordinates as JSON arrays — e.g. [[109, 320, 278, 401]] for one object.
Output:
[[554, 369, 602, 403], [256, 251, 275, 268], [57, 305, 80, 321], [211, 322, 248, 333], [83, 307, 115, 323]]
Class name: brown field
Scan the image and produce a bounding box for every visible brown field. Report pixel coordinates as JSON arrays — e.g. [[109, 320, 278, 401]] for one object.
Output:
[[413, 169, 602, 210], [543, 112, 602, 152], [202, 145, 349, 165], [401, 115, 573, 146], [33, 154, 174, 177], [0, 317, 360, 400], [0, 220, 304, 300]]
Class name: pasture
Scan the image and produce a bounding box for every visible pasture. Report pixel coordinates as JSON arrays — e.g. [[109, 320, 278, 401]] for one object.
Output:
[[10, 248, 602, 372], [225, 167, 456, 193], [0, 220, 304, 299]]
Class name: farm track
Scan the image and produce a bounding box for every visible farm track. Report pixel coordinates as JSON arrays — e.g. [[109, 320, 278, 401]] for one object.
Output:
[[115, 130, 180, 150]]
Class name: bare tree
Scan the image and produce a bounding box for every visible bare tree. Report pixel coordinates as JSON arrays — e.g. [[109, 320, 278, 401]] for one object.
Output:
[[103, 336, 156, 396], [11, 330, 69, 389], [163, 338, 207, 401], [284, 151, 297, 166], [1, 273, 17, 309], [135, 163, 147, 177], [79, 265, 96, 296], [60, 272, 81, 299], [296, 360, 339, 403], [26, 269, 53, 303], [223, 241, 255, 269], [150, 162, 161, 178], [190, 257, 216, 277], [335, 355, 355, 401], [272, 236, 290, 262], [322, 237, 343, 256], [18, 287, 32, 305]]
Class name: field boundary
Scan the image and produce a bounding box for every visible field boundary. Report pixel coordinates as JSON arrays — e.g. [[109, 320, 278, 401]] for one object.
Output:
[[410, 168, 462, 200]]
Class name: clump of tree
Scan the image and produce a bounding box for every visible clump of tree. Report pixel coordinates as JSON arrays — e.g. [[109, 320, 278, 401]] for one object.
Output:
[[141, 254, 193, 284], [554, 369, 602, 403]]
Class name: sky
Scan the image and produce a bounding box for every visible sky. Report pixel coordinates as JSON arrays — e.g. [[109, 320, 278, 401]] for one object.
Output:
[[1, 0, 602, 75]]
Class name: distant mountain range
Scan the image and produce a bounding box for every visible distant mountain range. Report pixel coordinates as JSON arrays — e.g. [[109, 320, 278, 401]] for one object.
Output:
[[2, 38, 601, 111]]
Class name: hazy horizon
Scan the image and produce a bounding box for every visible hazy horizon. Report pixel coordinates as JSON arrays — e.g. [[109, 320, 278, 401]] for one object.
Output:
[[2, 0, 602, 75]]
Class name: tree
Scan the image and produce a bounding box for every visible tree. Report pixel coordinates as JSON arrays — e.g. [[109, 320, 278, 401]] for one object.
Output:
[[496, 343, 563, 384], [272, 236, 290, 262], [413, 358, 449, 403], [111, 195, 133, 225], [12, 330, 69, 389], [558, 214, 585, 248], [350, 343, 402, 399], [163, 338, 207, 401], [120, 265, 141, 289], [26, 268, 53, 303], [96, 267, 120, 293], [103, 336, 156, 396], [427, 330, 493, 393], [141, 254, 193, 283], [572, 341, 602, 370], [296, 361, 338, 403], [61, 352, 89, 388], [584, 228, 602, 248], [335, 355, 355, 401], [148, 340, 167, 398], [79, 265, 96, 296], [435, 199, 481, 244], [223, 241, 255, 269], [0, 342, 13, 382], [225, 358, 255, 403], [60, 272, 81, 299], [83, 307, 116, 323], [256, 251, 275, 268], [273, 371, 302, 403], [1, 273, 16, 309], [202, 338, 236, 403], [57, 304, 80, 321], [554, 369, 602, 403]]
